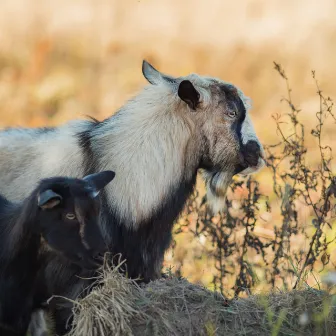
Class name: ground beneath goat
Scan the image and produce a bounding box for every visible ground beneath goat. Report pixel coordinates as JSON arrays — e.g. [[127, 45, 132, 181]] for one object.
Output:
[[68, 266, 336, 336]]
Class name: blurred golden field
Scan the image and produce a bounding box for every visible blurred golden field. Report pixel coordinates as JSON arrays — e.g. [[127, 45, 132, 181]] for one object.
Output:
[[0, 0, 335, 295]]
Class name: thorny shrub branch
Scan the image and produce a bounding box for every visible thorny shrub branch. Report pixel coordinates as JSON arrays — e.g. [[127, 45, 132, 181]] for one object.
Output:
[[173, 63, 336, 297]]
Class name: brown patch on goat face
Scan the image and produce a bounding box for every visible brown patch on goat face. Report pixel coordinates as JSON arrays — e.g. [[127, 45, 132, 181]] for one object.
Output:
[[74, 201, 91, 250], [39, 236, 54, 253], [74, 197, 103, 252], [187, 81, 245, 172]]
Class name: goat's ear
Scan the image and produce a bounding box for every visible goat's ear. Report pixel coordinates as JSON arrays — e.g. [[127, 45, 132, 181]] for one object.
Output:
[[38, 190, 62, 209], [178, 80, 200, 111], [83, 170, 115, 198]]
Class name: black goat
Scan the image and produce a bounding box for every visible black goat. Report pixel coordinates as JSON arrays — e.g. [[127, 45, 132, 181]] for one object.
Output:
[[0, 171, 115, 336]]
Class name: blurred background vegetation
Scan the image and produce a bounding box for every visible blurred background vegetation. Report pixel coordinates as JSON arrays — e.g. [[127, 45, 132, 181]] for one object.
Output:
[[0, 0, 335, 298]]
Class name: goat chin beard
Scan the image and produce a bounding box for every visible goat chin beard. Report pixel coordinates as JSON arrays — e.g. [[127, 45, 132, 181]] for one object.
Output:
[[203, 170, 235, 214]]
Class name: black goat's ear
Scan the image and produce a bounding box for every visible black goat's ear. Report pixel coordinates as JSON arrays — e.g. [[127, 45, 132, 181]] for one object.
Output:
[[178, 80, 200, 111], [83, 170, 115, 198], [38, 190, 62, 209]]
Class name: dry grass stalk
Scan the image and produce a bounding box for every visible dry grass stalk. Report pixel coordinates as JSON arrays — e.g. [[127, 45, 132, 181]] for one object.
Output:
[[67, 259, 143, 336], [67, 265, 336, 336]]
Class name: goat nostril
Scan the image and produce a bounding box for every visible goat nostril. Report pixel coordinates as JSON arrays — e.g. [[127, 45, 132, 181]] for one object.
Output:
[[242, 140, 261, 167], [245, 140, 260, 152]]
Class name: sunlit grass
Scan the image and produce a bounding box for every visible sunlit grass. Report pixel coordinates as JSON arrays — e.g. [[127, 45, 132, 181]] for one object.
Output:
[[0, 0, 335, 293]]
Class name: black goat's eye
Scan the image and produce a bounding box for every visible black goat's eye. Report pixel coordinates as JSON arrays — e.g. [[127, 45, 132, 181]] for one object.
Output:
[[66, 213, 76, 220]]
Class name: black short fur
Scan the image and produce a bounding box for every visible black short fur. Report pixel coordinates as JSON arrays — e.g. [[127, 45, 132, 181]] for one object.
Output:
[[40, 128, 199, 334], [0, 174, 113, 336]]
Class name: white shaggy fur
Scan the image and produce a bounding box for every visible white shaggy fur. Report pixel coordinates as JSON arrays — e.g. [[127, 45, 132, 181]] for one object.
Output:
[[0, 122, 88, 201], [92, 84, 197, 225], [0, 61, 264, 226]]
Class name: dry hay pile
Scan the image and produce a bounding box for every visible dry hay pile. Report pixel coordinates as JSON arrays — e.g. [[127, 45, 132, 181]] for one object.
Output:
[[67, 263, 336, 336]]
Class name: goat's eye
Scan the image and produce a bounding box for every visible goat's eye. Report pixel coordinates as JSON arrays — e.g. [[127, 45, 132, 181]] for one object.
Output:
[[227, 109, 237, 119], [228, 111, 237, 118], [225, 100, 238, 119], [66, 213, 76, 220]]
